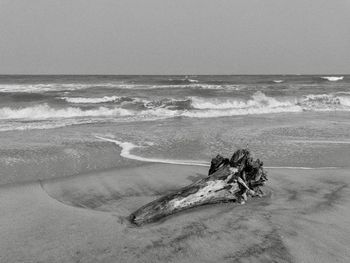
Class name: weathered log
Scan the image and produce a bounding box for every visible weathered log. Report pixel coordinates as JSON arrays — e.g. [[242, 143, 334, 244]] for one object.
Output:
[[129, 149, 267, 226]]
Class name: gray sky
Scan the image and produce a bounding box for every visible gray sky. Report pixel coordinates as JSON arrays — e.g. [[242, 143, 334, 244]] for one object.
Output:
[[0, 0, 349, 74]]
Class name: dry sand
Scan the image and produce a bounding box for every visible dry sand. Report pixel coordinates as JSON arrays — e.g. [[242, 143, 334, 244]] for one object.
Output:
[[0, 164, 349, 263]]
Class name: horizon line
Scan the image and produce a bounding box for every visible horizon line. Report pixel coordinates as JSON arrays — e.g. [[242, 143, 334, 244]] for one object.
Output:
[[0, 73, 349, 76]]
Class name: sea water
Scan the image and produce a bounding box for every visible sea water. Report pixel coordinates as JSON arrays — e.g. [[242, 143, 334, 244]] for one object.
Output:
[[0, 75, 350, 184]]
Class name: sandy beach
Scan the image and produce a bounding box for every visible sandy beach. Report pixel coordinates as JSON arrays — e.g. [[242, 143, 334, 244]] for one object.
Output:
[[1, 164, 349, 263]]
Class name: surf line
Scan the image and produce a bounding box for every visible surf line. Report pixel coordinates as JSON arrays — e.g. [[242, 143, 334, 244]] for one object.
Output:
[[95, 136, 337, 170], [95, 136, 210, 167]]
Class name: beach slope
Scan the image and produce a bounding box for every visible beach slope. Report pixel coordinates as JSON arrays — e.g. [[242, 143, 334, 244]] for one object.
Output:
[[0, 164, 349, 263]]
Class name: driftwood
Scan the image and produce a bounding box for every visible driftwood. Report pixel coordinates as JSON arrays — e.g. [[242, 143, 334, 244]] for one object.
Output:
[[129, 149, 267, 226]]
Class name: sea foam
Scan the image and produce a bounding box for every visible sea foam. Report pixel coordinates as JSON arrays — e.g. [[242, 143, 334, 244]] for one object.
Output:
[[0, 83, 99, 93], [188, 92, 302, 117], [0, 104, 133, 120], [191, 92, 295, 110], [95, 136, 338, 169], [62, 96, 122, 104], [2, 92, 350, 121], [301, 93, 350, 108], [95, 136, 210, 166]]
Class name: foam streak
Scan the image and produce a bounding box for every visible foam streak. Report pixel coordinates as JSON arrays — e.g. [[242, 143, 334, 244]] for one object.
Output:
[[95, 136, 337, 170], [95, 136, 210, 166]]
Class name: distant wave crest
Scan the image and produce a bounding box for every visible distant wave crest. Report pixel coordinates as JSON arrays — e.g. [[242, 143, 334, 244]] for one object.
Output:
[[116, 84, 242, 90], [320, 76, 344, 82], [0, 83, 245, 93], [0, 83, 106, 93]]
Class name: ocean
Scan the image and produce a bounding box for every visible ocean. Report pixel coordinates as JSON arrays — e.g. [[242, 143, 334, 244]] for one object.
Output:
[[1, 75, 350, 184]]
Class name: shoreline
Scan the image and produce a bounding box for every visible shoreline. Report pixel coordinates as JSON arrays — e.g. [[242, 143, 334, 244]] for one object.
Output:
[[2, 110, 350, 187]]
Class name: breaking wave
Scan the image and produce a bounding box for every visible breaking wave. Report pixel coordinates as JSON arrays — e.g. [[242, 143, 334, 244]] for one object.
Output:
[[143, 98, 192, 110], [189, 92, 350, 116], [0, 104, 133, 120], [1, 92, 350, 123], [62, 96, 130, 104], [187, 92, 302, 117], [273, 80, 284, 83], [320, 76, 344, 82], [301, 93, 350, 108], [191, 92, 295, 110]]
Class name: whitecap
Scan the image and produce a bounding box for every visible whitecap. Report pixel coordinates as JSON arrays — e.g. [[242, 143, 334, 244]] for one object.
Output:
[[189, 92, 301, 116], [301, 93, 350, 108], [2, 92, 350, 124], [320, 76, 344, 82], [62, 96, 121, 104], [0, 104, 134, 120]]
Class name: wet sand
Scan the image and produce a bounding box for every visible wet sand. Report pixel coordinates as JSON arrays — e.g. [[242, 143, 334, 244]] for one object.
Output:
[[1, 164, 349, 263]]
